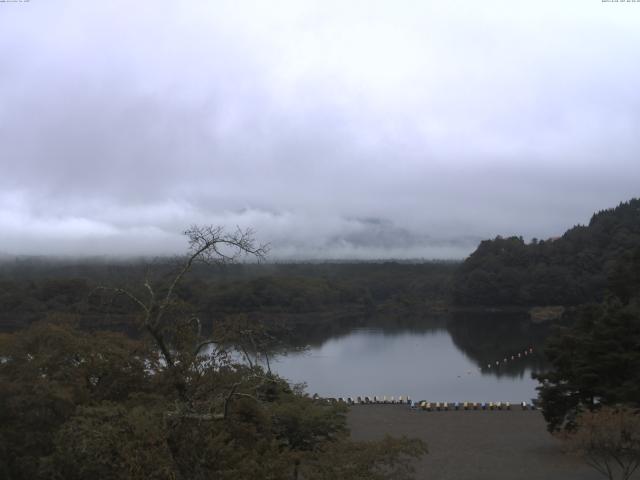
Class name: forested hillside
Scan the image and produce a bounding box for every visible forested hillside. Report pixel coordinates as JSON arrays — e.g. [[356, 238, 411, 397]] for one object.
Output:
[[453, 198, 640, 306], [0, 261, 456, 332], [534, 224, 640, 432], [0, 229, 427, 479]]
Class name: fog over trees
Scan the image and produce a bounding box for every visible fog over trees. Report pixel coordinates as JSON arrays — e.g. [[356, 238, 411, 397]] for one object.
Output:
[[1, 2, 639, 479], [1, 1, 639, 259]]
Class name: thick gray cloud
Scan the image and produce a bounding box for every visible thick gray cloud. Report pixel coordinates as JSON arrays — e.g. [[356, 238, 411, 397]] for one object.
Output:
[[1, 0, 639, 259]]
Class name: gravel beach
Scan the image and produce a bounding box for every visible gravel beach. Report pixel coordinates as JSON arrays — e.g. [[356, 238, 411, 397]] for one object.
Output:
[[348, 405, 603, 480]]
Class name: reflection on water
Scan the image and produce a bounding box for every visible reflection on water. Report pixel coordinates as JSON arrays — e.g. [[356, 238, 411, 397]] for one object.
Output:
[[272, 312, 549, 403]]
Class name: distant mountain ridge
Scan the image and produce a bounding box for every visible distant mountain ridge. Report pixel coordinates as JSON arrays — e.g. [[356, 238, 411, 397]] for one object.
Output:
[[453, 198, 640, 306]]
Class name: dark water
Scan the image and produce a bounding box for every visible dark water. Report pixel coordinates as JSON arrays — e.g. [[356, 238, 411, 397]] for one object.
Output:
[[272, 313, 548, 404]]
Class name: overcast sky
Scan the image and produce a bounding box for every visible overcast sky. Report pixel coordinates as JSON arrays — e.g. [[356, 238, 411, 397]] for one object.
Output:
[[1, 0, 639, 259]]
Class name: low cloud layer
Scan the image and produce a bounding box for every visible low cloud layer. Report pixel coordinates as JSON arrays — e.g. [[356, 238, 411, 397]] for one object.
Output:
[[1, 1, 639, 259]]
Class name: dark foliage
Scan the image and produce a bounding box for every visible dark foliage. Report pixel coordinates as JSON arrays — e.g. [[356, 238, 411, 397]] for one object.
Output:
[[534, 300, 640, 432], [0, 319, 426, 480], [453, 199, 640, 306], [0, 261, 456, 333], [0, 227, 427, 479], [534, 245, 640, 432]]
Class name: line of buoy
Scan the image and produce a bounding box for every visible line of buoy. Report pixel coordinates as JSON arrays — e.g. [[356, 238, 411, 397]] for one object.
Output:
[[486, 347, 534, 370], [325, 396, 412, 405]]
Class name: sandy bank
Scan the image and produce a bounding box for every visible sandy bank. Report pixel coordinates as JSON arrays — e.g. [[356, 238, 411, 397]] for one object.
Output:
[[348, 405, 602, 480]]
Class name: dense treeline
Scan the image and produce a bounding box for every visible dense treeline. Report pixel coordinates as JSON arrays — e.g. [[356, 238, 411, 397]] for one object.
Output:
[[535, 245, 640, 432], [0, 320, 426, 479], [0, 261, 456, 332], [0, 227, 427, 480], [453, 198, 640, 306], [439, 197, 640, 434]]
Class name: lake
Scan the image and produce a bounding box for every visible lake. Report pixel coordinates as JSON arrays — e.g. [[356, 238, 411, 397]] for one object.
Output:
[[271, 313, 548, 404]]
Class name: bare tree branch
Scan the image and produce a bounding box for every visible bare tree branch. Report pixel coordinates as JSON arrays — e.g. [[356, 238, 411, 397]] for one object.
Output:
[[100, 225, 268, 407]]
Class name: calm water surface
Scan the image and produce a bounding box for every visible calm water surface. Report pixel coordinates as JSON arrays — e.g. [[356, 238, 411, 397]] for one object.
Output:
[[272, 315, 547, 403]]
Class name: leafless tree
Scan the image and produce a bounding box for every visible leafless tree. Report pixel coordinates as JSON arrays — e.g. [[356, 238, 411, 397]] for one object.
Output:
[[101, 225, 268, 401]]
